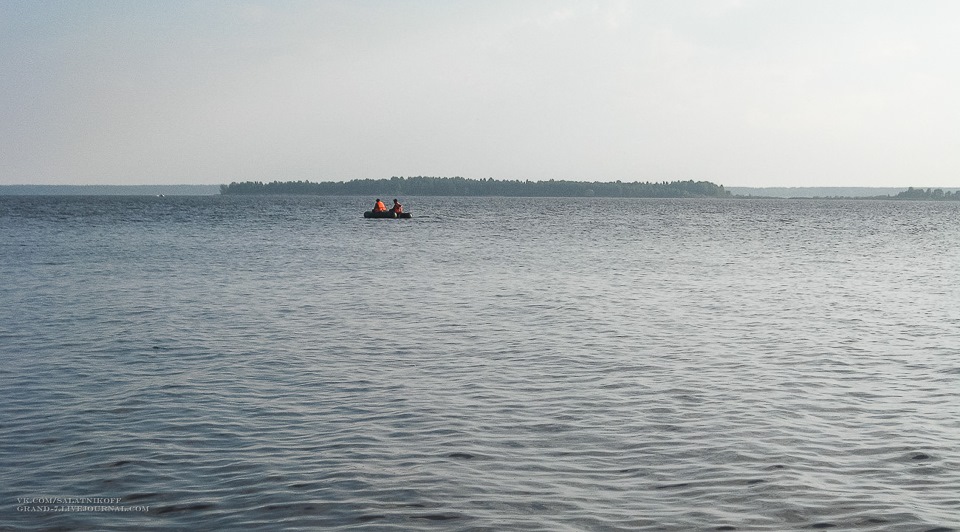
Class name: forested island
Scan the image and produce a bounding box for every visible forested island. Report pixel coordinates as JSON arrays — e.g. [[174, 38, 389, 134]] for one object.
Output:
[[883, 187, 960, 201], [218, 178, 960, 200], [220, 176, 731, 198]]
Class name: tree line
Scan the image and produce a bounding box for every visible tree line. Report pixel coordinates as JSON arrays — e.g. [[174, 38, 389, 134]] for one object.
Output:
[[219, 176, 731, 198], [889, 187, 960, 201]]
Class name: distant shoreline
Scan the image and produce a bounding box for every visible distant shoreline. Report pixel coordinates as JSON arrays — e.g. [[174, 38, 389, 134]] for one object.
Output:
[[2, 182, 959, 200], [219, 177, 732, 198], [731, 186, 960, 200], [219, 178, 959, 200], [0, 185, 220, 196]]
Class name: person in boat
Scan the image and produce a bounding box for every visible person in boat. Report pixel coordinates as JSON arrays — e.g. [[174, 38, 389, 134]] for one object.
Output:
[[391, 199, 403, 214], [372, 198, 387, 212]]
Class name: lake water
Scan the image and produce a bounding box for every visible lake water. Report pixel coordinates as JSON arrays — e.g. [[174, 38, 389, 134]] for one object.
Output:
[[1, 195, 958, 531]]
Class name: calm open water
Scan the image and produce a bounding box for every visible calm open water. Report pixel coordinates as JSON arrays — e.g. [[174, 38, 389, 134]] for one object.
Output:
[[1, 195, 958, 531]]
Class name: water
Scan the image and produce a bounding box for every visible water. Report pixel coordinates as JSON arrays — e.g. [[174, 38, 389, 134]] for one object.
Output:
[[1, 195, 958, 531]]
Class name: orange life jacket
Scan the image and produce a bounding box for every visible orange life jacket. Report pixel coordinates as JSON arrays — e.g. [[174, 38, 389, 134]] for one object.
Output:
[[374, 201, 386, 212], [392, 203, 403, 214]]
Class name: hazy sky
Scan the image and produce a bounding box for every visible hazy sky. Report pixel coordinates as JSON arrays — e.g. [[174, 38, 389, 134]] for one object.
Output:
[[3, 1, 959, 187]]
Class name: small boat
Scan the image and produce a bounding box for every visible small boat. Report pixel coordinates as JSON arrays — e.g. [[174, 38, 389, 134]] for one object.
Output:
[[364, 210, 412, 219]]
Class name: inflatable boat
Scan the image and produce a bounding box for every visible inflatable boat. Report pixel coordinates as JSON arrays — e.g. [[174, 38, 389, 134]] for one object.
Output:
[[364, 210, 412, 219]]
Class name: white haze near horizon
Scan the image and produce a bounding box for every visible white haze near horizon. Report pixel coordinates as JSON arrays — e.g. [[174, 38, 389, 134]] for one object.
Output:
[[2, 0, 959, 188]]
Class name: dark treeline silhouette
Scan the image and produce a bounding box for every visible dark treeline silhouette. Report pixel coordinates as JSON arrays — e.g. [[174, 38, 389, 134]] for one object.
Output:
[[220, 176, 731, 198], [888, 187, 960, 201]]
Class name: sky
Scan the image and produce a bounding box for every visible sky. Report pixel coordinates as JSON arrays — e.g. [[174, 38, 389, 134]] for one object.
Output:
[[2, 1, 959, 187]]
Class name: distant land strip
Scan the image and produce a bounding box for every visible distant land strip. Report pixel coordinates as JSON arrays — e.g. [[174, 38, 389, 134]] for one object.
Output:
[[220, 178, 960, 200], [0, 184, 220, 196], [733, 186, 960, 200], [2, 182, 958, 199], [220, 177, 731, 198]]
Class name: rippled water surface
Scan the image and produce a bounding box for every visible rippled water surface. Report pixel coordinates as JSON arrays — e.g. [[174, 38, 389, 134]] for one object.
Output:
[[1, 195, 958, 531]]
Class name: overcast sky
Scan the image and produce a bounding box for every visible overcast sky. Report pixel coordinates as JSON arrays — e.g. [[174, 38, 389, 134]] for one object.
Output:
[[2, 1, 959, 187]]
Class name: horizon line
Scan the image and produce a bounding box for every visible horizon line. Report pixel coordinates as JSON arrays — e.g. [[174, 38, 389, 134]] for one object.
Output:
[[3, 183, 958, 190]]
